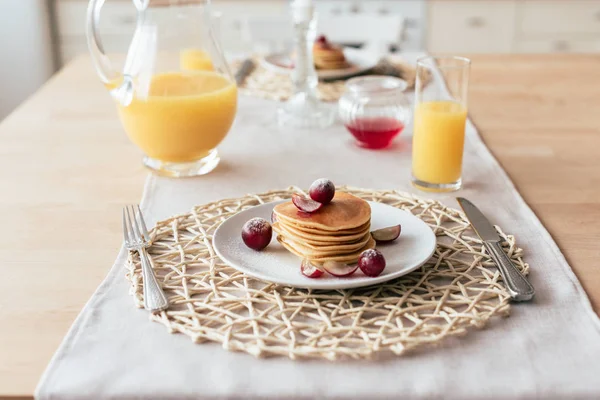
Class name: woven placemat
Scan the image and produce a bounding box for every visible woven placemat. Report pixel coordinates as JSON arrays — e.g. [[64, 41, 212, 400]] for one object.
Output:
[[231, 57, 431, 102], [125, 187, 529, 360]]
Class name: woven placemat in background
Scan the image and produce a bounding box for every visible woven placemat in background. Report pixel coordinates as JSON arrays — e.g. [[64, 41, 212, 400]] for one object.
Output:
[[126, 187, 529, 360], [230, 57, 432, 102]]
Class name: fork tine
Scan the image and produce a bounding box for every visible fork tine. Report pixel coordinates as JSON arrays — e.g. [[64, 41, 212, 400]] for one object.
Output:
[[136, 205, 150, 241], [129, 205, 142, 242], [125, 205, 138, 242], [122, 208, 131, 245]]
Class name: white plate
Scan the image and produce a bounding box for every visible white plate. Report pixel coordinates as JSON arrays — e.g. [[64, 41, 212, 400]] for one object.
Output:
[[261, 48, 378, 81], [213, 200, 436, 290]]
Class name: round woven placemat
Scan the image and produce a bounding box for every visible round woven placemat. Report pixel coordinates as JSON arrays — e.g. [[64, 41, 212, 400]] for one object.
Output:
[[125, 187, 529, 360]]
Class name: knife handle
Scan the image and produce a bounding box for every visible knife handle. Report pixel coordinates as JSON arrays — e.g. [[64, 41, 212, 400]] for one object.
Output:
[[484, 241, 535, 302]]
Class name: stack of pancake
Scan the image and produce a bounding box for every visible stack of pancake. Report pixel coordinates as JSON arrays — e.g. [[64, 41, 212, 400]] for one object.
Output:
[[313, 41, 348, 70], [272, 192, 375, 265]]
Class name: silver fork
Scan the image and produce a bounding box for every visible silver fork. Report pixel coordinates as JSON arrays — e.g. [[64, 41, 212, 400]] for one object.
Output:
[[122, 205, 169, 312]]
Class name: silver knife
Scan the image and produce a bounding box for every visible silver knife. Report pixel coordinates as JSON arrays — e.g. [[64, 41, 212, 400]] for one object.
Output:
[[234, 59, 255, 85], [457, 197, 535, 301]]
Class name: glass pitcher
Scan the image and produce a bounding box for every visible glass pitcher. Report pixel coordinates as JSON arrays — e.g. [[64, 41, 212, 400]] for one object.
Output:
[[87, 0, 237, 177]]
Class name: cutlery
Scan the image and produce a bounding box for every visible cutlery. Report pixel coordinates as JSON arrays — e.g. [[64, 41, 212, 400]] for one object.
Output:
[[235, 58, 255, 85], [122, 205, 169, 312], [457, 197, 535, 301]]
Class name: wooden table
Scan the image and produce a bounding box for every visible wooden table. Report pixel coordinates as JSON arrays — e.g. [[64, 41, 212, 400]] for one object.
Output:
[[0, 54, 599, 398]]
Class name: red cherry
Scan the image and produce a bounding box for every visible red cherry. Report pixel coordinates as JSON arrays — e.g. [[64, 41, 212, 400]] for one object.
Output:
[[358, 249, 386, 277], [309, 179, 335, 204], [241, 217, 272, 251], [292, 193, 324, 213], [316, 35, 327, 44], [301, 259, 324, 278]]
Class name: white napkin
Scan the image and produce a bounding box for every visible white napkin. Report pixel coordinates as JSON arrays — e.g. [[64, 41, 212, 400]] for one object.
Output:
[[36, 53, 600, 400]]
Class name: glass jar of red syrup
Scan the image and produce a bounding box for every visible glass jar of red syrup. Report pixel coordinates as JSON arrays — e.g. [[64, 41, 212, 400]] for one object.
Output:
[[338, 76, 410, 149]]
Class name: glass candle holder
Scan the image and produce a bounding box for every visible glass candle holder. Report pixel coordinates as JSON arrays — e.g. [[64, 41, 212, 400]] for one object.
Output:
[[412, 56, 471, 192], [338, 76, 410, 149], [277, 0, 335, 129]]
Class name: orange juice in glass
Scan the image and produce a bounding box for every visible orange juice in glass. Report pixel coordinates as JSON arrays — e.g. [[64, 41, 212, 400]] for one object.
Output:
[[412, 56, 470, 192], [87, 0, 236, 177]]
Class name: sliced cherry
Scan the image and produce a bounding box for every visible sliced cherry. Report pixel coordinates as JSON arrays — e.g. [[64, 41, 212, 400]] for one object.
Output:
[[309, 178, 335, 205], [301, 259, 324, 278], [358, 249, 386, 277], [292, 193, 324, 213], [371, 224, 401, 243], [322, 261, 359, 277]]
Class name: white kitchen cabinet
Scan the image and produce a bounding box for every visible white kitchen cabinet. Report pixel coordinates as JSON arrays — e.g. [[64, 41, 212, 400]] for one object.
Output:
[[55, 0, 137, 64], [56, 0, 137, 36], [515, 0, 600, 53], [427, 0, 517, 54], [53, 0, 600, 68], [213, 0, 287, 52], [315, 0, 426, 50], [519, 0, 600, 35], [54, 0, 288, 63]]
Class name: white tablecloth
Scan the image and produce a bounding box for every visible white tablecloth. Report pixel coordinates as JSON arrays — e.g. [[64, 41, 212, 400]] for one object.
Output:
[[37, 53, 600, 399]]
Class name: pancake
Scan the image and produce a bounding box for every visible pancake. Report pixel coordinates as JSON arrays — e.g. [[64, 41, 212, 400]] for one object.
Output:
[[273, 191, 374, 264], [278, 236, 376, 265], [273, 192, 370, 231], [275, 218, 369, 238], [280, 220, 371, 236], [277, 232, 372, 254], [313, 45, 348, 70], [273, 221, 370, 244]]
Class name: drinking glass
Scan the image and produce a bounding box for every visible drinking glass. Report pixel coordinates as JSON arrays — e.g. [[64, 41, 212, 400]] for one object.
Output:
[[412, 56, 470, 192], [87, 0, 237, 177]]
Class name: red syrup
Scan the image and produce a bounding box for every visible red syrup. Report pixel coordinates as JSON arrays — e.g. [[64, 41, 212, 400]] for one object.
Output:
[[345, 117, 405, 149]]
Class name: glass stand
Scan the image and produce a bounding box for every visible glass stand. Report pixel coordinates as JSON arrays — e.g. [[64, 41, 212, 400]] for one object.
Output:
[[411, 175, 462, 193], [143, 149, 220, 177], [277, 2, 334, 129]]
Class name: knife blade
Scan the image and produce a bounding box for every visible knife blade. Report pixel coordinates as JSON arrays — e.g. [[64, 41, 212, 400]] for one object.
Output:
[[234, 59, 255, 85], [457, 197, 535, 301]]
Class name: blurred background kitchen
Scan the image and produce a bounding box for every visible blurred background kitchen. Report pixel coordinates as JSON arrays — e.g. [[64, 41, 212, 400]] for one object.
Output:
[[2, 0, 598, 121]]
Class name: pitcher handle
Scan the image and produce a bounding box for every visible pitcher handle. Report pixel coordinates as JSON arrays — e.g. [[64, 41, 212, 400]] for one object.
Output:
[[86, 0, 122, 84], [87, 0, 145, 106]]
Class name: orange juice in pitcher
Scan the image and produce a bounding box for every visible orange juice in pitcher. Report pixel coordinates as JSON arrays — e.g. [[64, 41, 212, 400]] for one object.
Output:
[[87, 0, 236, 177]]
